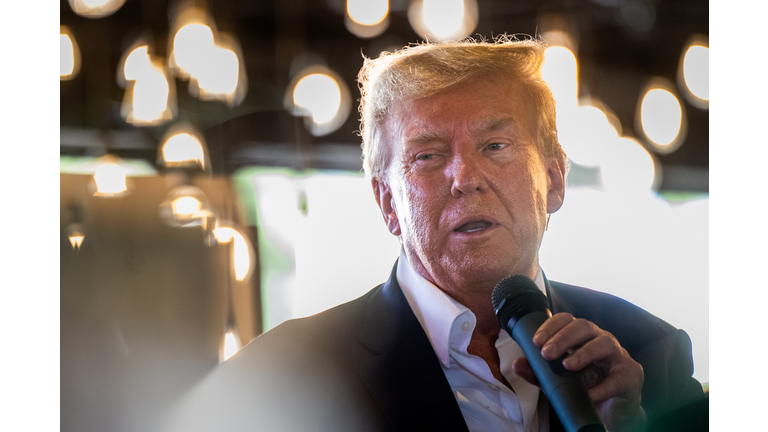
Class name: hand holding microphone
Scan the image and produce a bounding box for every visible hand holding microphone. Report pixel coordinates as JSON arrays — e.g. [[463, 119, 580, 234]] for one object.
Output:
[[492, 275, 645, 432]]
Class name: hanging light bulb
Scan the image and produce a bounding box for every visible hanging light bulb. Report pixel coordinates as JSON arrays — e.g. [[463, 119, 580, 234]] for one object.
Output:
[[221, 328, 240, 362], [118, 43, 175, 126], [64, 204, 86, 250], [159, 185, 216, 228], [408, 0, 478, 42], [158, 123, 209, 172], [220, 304, 241, 363], [678, 34, 709, 110], [346, 0, 389, 38], [68, 0, 126, 18], [636, 78, 687, 154], [89, 155, 131, 197], [285, 66, 352, 136], [167, 6, 248, 106], [60, 26, 80, 80], [212, 225, 255, 282]]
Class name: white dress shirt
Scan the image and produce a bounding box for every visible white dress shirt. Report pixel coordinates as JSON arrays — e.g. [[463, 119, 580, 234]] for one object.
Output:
[[396, 249, 550, 432]]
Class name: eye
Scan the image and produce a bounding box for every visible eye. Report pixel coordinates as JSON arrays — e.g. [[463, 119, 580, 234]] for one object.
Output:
[[416, 153, 435, 161], [486, 142, 506, 151]]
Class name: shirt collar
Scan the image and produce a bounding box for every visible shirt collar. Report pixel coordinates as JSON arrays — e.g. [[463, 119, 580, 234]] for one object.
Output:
[[396, 248, 547, 368]]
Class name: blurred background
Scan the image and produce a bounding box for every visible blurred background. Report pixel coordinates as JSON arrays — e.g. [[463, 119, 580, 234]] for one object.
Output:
[[58, 0, 708, 431]]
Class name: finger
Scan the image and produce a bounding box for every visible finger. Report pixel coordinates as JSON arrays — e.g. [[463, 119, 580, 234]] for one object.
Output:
[[532, 313, 576, 347], [512, 357, 540, 387], [587, 360, 644, 404], [561, 333, 621, 371], [539, 318, 601, 361]]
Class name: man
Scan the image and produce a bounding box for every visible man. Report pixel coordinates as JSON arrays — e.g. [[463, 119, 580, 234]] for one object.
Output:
[[165, 37, 702, 432]]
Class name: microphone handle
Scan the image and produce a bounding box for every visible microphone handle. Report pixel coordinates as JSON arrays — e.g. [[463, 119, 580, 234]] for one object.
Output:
[[509, 311, 606, 432]]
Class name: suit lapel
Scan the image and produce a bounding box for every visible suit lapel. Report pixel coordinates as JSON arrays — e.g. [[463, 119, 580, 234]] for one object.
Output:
[[355, 261, 469, 431]]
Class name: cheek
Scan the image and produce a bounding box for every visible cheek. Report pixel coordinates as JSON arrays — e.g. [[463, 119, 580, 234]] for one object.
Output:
[[399, 182, 442, 238]]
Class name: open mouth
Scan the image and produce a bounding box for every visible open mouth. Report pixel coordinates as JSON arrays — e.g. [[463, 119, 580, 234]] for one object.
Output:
[[455, 220, 493, 233]]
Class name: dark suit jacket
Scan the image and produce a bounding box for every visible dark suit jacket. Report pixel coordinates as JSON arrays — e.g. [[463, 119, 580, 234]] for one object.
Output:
[[165, 262, 703, 432]]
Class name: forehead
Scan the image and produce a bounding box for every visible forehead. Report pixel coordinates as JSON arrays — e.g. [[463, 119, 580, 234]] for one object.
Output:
[[386, 78, 537, 145]]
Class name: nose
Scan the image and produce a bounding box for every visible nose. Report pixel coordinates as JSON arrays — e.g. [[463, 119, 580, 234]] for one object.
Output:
[[449, 150, 486, 197]]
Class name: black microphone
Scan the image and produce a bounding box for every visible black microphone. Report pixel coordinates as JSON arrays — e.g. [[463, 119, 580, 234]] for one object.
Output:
[[492, 275, 606, 432]]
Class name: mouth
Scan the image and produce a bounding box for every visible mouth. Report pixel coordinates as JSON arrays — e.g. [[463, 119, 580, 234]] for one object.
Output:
[[454, 219, 495, 233]]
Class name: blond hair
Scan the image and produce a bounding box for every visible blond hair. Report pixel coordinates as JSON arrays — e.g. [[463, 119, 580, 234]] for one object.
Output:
[[357, 36, 565, 179]]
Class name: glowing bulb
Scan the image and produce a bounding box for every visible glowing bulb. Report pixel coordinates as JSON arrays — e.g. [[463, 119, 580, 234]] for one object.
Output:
[[408, 0, 477, 42], [60, 34, 75, 76], [120, 45, 173, 125], [61, 27, 80, 80], [132, 66, 170, 123], [69, 235, 85, 249], [600, 137, 657, 193], [68, 0, 126, 18], [542, 45, 579, 111], [347, 0, 389, 26], [641, 88, 683, 149], [195, 46, 239, 97], [92, 159, 128, 196], [162, 133, 205, 169], [66, 221, 86, 250], [213, 227, 237, 243], [212, 226, 252, 281], [171, 196, 202, 217], [159, 186, 213, 228], [557, 105, 618, 167], [172, 23, 215, 78], [293, 74, 342, 125], [124, 46, 152, 81], [222, 330, 239, 361], [683, 45, 709, 102], [423, 0, 465, 40]]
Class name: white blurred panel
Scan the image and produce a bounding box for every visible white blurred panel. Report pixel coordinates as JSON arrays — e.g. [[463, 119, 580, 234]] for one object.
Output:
[[250, 170, 400, 330], [539, 188, 709, 383]]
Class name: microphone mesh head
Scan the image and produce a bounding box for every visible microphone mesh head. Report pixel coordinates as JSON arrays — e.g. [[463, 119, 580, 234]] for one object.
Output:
[[492, 275, 549, 327]]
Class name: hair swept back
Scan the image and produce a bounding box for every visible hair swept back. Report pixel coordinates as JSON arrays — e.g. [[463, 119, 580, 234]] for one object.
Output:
[[356, 35, 565, 179]]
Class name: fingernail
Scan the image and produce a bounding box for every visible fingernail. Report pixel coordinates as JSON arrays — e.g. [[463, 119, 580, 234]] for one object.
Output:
[[541, 343, 553, 358]]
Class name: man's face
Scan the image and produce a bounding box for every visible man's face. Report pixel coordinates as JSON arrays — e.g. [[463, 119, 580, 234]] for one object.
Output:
[[373, 77, 565, 298]]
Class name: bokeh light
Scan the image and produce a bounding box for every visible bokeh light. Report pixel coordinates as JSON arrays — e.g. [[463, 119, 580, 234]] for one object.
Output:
[[294, 74, 341, 125], [222, 330, 239, 362], [119, 45, 174, 126], [90, 155, 130, 197], [65, 223, 86, 249], [160, 126, 208, 171], [345, 0, 389, 39], [68, 0, 126, 18], [286, 67, 352, 136], [60, 27, 80, 80], [638, 80, 686, 153], [408, 0, 478, 42], [159, 185, 214, 228], [600, 137, 659, 193], [679, 36, 709, 109], [347, 0, 388, 26], [557, 104, 619, 167], [168, 11, 248, 106], [542, 44, 579, 113], [213, 226, 254, 282], [171, 23, 216, 78]]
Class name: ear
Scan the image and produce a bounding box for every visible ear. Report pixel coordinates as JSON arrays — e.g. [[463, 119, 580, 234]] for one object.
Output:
[[372, 177, 401, 236], [545, 157, 566, 214]]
